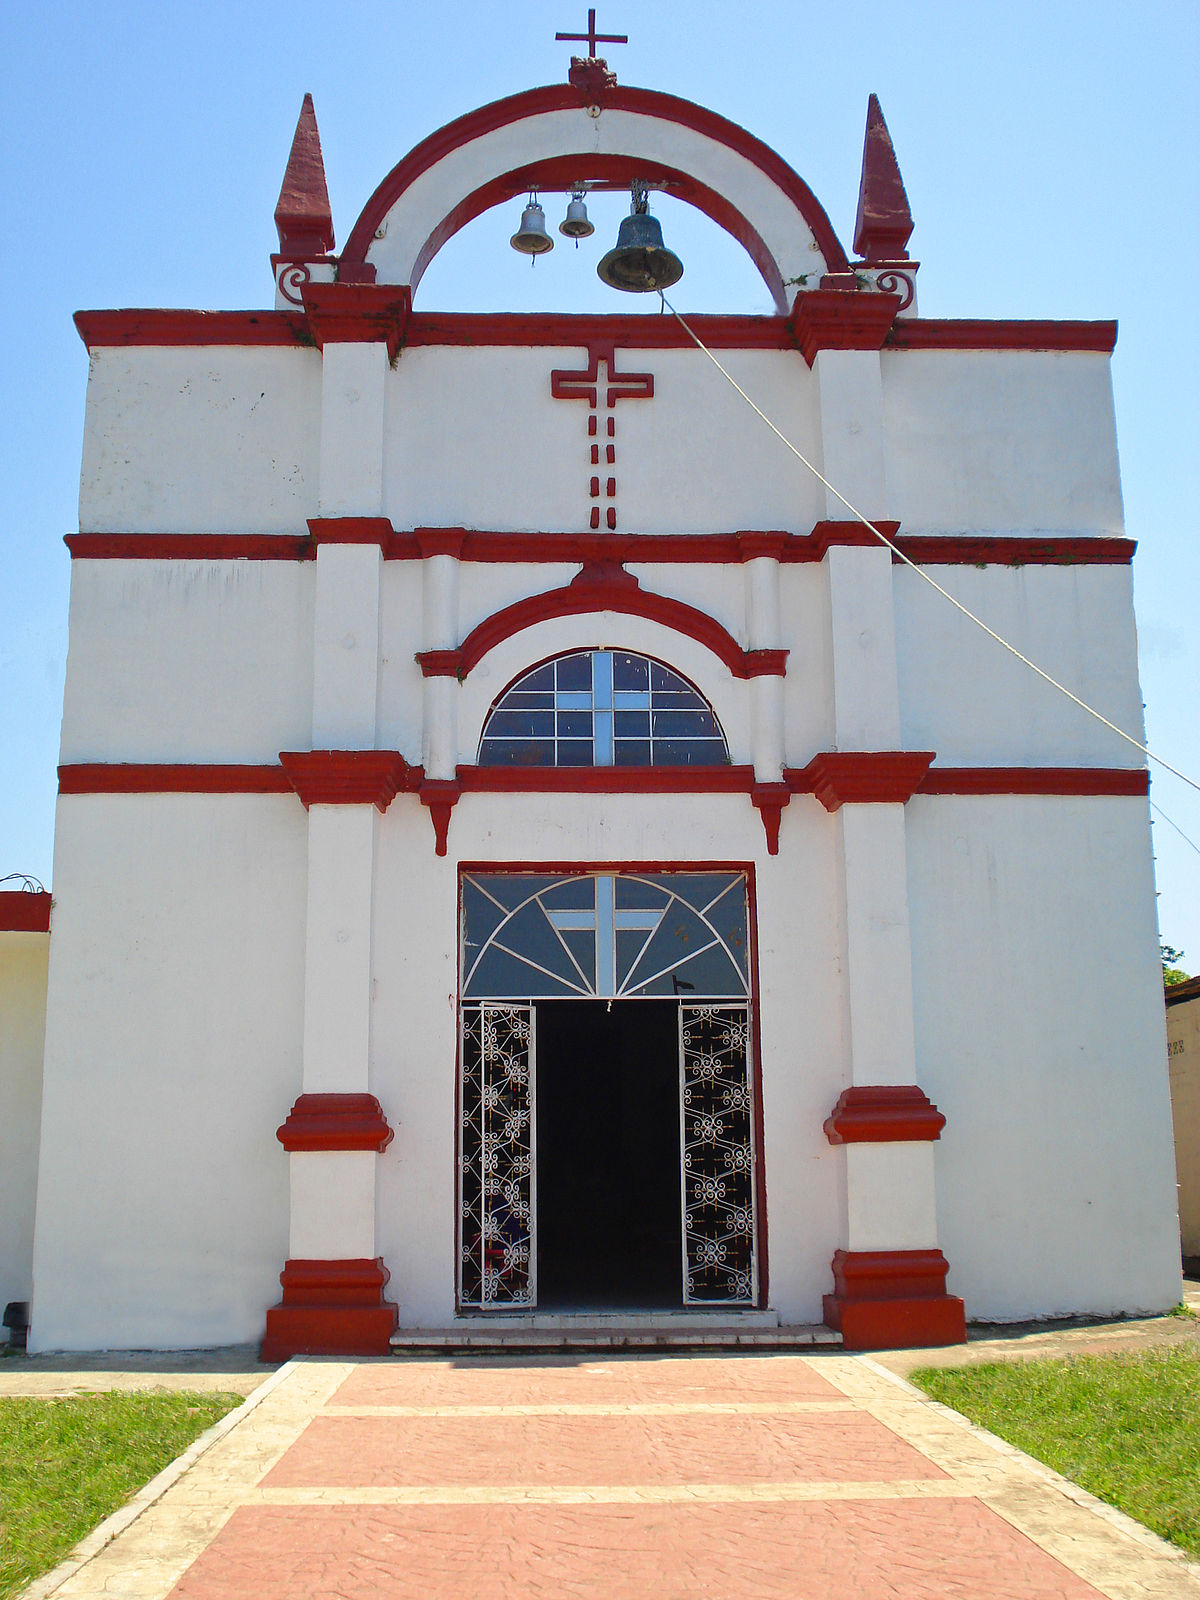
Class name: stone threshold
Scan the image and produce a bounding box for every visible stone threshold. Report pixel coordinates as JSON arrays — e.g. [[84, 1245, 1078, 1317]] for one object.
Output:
[[390, 1318, 840, 1352]]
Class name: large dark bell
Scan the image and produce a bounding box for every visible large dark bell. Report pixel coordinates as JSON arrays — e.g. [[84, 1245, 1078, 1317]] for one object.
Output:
[[597, 210, 684, 293]]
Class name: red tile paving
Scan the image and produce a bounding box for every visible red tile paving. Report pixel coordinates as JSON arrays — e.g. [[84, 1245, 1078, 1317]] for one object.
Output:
[[168, 1499, 1107, 1600], [263, 1408, 945, 1488], [331, 1352, 844, 1407]]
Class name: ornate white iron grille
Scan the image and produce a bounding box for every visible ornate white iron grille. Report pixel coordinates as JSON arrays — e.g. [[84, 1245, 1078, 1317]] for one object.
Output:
[[459, 1003, 535, 1309], [680, 1004, 757, 1306]]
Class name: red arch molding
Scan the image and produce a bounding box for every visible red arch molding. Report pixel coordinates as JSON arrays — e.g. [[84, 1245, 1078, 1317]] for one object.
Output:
[[338, 83, 850, 298], [416, 565, 788, 681]]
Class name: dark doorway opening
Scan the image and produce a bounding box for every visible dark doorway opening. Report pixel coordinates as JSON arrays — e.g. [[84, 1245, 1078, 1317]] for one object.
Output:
[[535, 1000, 682, 1310]]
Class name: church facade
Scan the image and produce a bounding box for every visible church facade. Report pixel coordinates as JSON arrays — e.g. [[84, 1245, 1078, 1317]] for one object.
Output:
[[15, 60, 1181, 1354]]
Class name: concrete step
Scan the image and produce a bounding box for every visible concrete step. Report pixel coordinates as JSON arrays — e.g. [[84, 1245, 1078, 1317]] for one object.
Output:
[[389, 1321, 840, 1352]]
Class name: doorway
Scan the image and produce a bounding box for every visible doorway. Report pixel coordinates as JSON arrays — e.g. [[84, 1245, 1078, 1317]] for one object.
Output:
[[535, 1000, 682, 1309]]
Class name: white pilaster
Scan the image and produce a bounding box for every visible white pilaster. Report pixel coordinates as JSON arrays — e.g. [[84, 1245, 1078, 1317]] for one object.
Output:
[[422, 553, 461, 781], [301, 804, 377, 1094], [289, 1151, 378, 1258], [312, 544, 382, 749], [745, 554, 785, 781], [318, 342, 387, 517], [826, 544, 901, 750], [812, 348, 887, 518], [845, 1144, 939, 1252]]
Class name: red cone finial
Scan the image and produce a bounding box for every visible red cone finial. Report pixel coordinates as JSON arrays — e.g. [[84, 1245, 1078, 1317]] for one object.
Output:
[[274, 94, 334, 255], [853, 95, 913, 262]]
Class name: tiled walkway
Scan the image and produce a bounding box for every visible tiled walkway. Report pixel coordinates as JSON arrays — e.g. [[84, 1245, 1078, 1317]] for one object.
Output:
[[35, 1353, 1200, 1599]]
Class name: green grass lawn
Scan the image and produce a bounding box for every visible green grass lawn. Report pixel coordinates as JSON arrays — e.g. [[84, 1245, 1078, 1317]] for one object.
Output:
[[0, 1390, 243, 1600], [911, 1350, 1200, 1559]]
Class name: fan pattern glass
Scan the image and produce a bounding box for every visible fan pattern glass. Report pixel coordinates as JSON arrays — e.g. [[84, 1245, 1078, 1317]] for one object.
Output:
[[478, 649, 727, 768], [459, 1004, 534, 1308], [681, 1005, 757, 1305], [462, 871, 749, 1001]]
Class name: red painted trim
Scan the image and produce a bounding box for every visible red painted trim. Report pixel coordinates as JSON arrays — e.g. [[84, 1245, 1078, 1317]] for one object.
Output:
[[0, 891, 51, 933], [736, 531, 791, 561], [789, 752, 936, 811], [261, 1257, 398, 1360], [279, 750, 420, 810], [416, 649, 463, 678], [887, 319, 1118, 354], [62, 528, 1138, 569], [823, 1249, 965, 1350], [854, 95, 914, 263], [414, 526, 467, 559], [300, 283, 411, 359], [894, 535, 1136, 566], [275, 94, 335, 255], [790, 290, 901, 366], [453, 565, 784, 681], [407, 154, 790, 310], [339, 83, 850, 286], [65, 533, 313, 561], [824, 1086, 945, 1145], [745, 649, 790, 678], [58, 763, 291, 795], [74, 310, 309, 349], [811, 519, 900, 557], [457, 765, 757, 795], [420, 779, 461, 857], [751, 783, 790, 855], [307, 517, 393, 549], [404, 311, 795, 350], [918, 767, 1148, 797], [277, 1093, 394, 1153]]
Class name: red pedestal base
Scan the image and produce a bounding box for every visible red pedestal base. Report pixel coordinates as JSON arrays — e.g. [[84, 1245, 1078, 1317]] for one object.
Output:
[[260, 1257, 398, 1360], [823, 1248, 965, 1351]]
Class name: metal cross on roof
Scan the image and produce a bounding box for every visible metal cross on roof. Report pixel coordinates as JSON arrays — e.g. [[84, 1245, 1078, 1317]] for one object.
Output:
[[555, 8, 627, 57]]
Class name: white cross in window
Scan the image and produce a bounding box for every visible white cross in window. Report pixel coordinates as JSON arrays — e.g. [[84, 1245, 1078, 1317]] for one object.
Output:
[[545, 874, 663, 996]]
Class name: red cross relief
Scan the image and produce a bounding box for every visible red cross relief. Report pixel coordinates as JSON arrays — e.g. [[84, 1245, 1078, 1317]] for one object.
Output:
[[551, 343, 653, 531]]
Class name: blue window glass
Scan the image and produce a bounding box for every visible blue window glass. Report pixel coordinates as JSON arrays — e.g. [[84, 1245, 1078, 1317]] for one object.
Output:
[[478, 650, 728, 768]]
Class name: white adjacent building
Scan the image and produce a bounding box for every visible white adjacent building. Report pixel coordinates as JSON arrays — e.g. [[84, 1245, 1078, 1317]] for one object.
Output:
[[6, 58, 1181, 1355]]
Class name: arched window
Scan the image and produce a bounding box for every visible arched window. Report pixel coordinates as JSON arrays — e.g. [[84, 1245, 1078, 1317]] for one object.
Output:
[[478, 649, 728, 768]]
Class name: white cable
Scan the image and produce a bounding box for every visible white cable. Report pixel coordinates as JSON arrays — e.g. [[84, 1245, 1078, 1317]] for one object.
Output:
[[660, 293, 1200, 796], [1151, 802, 1200, 858]]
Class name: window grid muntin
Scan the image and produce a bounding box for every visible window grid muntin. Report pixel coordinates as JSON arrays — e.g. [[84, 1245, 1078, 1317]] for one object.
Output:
[[479, 650, 728, 768]]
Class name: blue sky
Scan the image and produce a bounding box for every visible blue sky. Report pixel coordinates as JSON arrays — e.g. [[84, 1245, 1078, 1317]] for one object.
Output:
[[2, 0, 1197, 961]]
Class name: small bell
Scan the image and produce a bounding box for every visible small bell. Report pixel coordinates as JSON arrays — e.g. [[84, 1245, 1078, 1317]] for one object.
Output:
[[510, 196, 554, 260], [559, 189, 594, 246], [597, 182, 683, 293]]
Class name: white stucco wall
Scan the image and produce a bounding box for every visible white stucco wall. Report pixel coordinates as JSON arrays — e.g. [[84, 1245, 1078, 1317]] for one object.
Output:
[[880, 350, 1124, 534], [29, 794, 308, 1351], [906, 793, 1180, 1320], [894, 564, 1144, 767], [384, 347, 821, 534], [59, 561, 315, 763], [79, 347, 321, 534], [0, 931, 49, 1315]]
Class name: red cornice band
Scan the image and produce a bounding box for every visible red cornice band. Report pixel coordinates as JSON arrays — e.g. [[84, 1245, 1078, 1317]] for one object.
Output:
[[64, 528, 1136, 568], [790, 752, 937, 811], [0, 891, 51, 933], [278, 750, 421, 810], [57, 763, 292, 795], [276, 1093, 394, 1153], [824, 1086, 946, 1144], [75, 308, 1121, 358], [917, 766, 1148, 797], [790, 290, 902, 366], [57, 760, 1149, 802]]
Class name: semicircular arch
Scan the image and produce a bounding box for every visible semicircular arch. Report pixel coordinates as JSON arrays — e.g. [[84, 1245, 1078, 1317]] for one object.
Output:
[[341, 84, 848, 313]]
